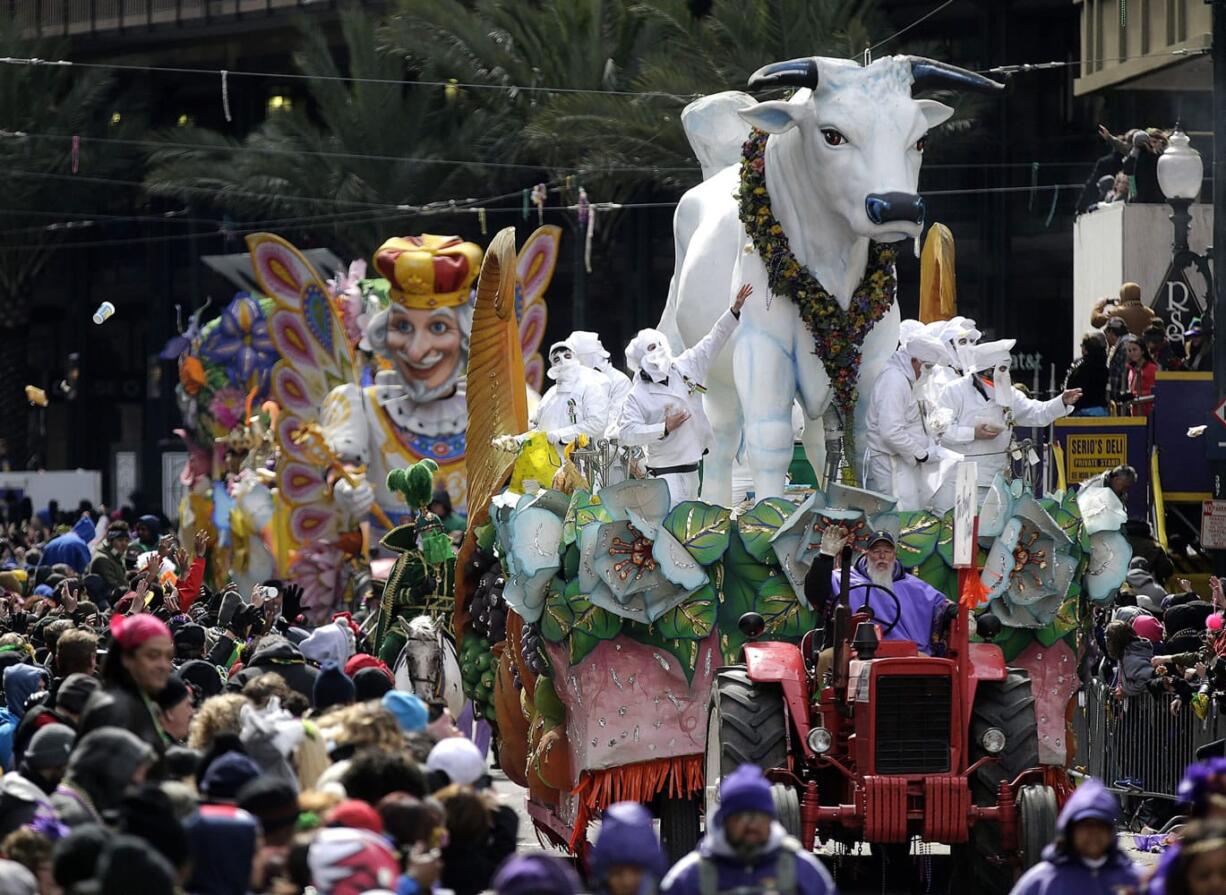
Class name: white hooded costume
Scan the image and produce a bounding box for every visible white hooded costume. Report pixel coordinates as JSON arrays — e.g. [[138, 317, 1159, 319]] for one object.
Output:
[[566, 330, 632, 436], [932, 338, 1072, 511], [863, 333, 957, 510], [530, 341, 612, 445], [616, 309, 740, 504]]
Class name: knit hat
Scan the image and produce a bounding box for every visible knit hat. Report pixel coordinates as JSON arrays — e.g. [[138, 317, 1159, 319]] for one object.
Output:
[[199, 751, 261, 802], [236, 776, 300, 837], [327, 799, 384, 834], [426, 736, 486, 786], [491, 854, 581, 895], [354, 667, 394, 701], [155, 673, 191, 712], [110, 613, 171, 650], [24, 722, 75, 770], [715, 764, 775, 824], [1132, 614, 1164, 644], [590, 802, 667, 884], [172, 623, 205, 652], [312, 661, 355, 711], [343, 653, 393, 681], [382, 691, 428, 733], [178, 660, 224, 703], [106, 521, 130, 541]]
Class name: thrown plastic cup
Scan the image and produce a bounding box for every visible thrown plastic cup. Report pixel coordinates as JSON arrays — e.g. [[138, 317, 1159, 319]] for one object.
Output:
[[92, 301, 116, 325]]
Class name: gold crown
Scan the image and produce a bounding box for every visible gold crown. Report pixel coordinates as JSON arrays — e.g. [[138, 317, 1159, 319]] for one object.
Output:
[[372, 235, 484, 310]]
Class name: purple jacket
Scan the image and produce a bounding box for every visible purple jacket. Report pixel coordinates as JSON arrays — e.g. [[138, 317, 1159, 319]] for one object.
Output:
[[1009, 779, 1141, 895], [660, 814, 836, 895], [828, 556, 949, 655]]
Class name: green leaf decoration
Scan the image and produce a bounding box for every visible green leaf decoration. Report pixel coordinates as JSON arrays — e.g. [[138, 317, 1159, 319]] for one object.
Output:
[[568, 630, 601, 665], [662, 501, 732, 566], [934, 510, 958, 568], [1035, 595, 1079, 647], [915, 551, 957, 600], [561, 543, 579, 580], [570, 595, 623, 641], [897, 511, 941, 567], [654, 585, 717, 640], [562, 490, 611, 546], [994, 623, 1035, 663], [717, 530, 772, 631], [474, 522, 496, 552], [757, 576, 817, 638], [737, 497, 798, 563], [540, 586, 574, 644]]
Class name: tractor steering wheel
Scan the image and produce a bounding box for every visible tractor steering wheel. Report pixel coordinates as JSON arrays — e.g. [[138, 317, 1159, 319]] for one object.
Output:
[[844, 581, 903, 637]]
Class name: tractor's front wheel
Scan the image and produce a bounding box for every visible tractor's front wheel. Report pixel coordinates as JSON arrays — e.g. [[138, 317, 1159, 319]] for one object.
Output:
[[704, 668, 788, 820], [953, 670, 1041, 895], [1017, 784, 1058, 871]]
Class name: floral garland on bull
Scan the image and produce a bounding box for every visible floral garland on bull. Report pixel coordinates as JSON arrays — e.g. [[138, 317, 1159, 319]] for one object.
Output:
[[737, 128, 896, 461]]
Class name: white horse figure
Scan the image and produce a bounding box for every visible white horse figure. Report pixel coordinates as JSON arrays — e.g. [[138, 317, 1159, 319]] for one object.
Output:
[[392, 615, 466, 720], [658, 55, 1004, 503]]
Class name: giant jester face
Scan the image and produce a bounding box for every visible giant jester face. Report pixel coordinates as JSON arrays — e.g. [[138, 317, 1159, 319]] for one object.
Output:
[[384, 304, 465, 394]]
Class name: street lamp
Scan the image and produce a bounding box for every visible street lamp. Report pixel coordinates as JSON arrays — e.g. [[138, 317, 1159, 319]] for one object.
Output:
[[1151, 124, 1213, 348], [1157, 124, 1204, 253]]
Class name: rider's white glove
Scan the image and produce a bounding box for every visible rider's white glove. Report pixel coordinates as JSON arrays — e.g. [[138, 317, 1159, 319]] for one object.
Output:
[[334, 476, 375, 517]]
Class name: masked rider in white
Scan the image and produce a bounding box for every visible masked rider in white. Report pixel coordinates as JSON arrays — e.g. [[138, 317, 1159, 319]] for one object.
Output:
[[863, 332, 956, 511], [566, 331, 633, 436], [527, 341, 612, 446], [617, 284, 752, 504], [932, 339, 1081, 512]]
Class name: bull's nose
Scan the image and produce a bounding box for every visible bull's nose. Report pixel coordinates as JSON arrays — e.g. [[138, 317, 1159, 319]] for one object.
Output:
[[865, 192, 926, 226]]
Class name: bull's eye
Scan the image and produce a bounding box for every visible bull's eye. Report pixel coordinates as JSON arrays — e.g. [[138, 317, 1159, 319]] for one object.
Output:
[[821, 128, 847, 147], [915, 135, 929, 152]]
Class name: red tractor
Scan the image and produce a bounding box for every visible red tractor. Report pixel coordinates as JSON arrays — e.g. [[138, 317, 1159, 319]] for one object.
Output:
[[704, 549, 1061, 892]]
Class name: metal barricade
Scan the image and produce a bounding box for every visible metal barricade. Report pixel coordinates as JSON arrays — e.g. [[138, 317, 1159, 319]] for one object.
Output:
[[1073, 679, 1224, 800]]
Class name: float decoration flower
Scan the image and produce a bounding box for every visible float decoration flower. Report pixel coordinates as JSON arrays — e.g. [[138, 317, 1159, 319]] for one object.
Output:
[[199, 294, 277, 389]]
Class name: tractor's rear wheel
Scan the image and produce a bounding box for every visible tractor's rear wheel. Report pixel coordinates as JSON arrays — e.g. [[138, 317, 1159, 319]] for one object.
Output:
[[953, 670, 1040, 895], [704, 668, 788, 819]]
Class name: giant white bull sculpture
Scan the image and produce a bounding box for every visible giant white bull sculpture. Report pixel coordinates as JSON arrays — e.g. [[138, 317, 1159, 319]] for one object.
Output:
[[658, 55, 1003, 503]]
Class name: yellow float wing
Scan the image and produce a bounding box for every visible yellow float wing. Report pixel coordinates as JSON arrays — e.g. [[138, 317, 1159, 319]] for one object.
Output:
[[919, 223, 957, 324], [465, 227, 530, 525]]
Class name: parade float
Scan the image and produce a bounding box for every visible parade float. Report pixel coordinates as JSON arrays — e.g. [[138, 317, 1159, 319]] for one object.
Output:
[[165, 226, 559, 618], [445, 54, 1136, 878], [450, 229, 1133, 872]]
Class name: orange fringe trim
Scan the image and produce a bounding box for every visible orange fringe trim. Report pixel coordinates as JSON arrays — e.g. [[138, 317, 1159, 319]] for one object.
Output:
[[568, 755, 703, 851]]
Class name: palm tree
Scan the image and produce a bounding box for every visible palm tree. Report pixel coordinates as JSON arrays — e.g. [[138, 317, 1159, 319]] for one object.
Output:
[[0, 16, 141, 469], [144, 6, 490, 258], [520, 0, 891, 196]]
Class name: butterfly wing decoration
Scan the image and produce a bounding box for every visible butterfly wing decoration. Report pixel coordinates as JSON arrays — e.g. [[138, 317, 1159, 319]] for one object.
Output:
[[515, 225, 561, 393], [245, 233, 358, 588]]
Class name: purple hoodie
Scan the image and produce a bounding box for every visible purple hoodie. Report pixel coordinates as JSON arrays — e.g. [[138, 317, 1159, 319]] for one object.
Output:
[[1009, 779, 1141, 895], [662, 766, 836, 895], [590, 802, 667, 893]]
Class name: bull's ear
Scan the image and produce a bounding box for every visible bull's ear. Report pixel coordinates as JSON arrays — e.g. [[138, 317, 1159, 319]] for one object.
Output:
[[737, 100, 811, 135], [917, 99, 954, 129]]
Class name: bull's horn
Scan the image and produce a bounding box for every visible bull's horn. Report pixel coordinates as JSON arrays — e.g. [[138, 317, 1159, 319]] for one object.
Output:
[[747, 57, 819, 91], [906, 56, 1006, 94]]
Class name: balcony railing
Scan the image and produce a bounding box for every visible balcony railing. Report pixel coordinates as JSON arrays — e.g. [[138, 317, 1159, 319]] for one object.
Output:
[[6, 0, 338, 40]]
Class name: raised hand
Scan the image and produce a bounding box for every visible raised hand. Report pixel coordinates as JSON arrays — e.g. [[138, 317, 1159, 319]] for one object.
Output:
[[819, 525, 850, 557], [731, 283, 754, 314]]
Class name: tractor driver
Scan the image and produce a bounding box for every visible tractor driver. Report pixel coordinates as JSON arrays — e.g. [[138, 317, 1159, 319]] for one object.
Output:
[[804, 526, 952, 660]]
